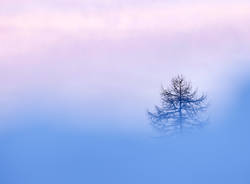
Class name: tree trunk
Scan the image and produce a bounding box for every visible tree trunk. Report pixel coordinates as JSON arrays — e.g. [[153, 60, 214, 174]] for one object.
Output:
[[179, 84, 183, 133]]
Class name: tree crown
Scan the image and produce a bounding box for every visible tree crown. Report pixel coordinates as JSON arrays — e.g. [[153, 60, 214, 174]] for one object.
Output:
[[148, 75, 208, 134]]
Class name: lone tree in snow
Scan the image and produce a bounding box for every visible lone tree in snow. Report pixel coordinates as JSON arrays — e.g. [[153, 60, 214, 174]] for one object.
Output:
[[148, 75, 208, 134]]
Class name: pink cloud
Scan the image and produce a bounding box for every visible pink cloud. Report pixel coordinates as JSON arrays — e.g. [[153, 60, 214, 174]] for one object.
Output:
[[1, 2, 250, 56]]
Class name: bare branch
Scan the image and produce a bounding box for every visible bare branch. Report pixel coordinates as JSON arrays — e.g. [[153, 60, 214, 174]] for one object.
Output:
[[148, 75, 208, 135]]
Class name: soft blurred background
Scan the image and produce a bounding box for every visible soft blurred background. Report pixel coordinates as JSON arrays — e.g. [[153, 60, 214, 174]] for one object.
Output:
[[0, 0, 250, 183]]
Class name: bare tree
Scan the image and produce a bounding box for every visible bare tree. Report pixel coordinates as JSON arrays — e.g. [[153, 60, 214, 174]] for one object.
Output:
[[148, 75, 208, 134]]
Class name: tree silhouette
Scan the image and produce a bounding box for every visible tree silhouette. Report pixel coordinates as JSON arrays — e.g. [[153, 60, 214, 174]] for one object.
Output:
[[148, 75, 208, 134]]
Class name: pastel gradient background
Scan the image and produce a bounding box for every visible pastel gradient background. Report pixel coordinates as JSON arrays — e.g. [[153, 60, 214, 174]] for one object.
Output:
[[0, 1, 250, 184]]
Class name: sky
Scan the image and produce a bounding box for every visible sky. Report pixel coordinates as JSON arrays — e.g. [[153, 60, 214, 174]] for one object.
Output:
[[0, 1, 250, 183], [1, 0, 250, 130]]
